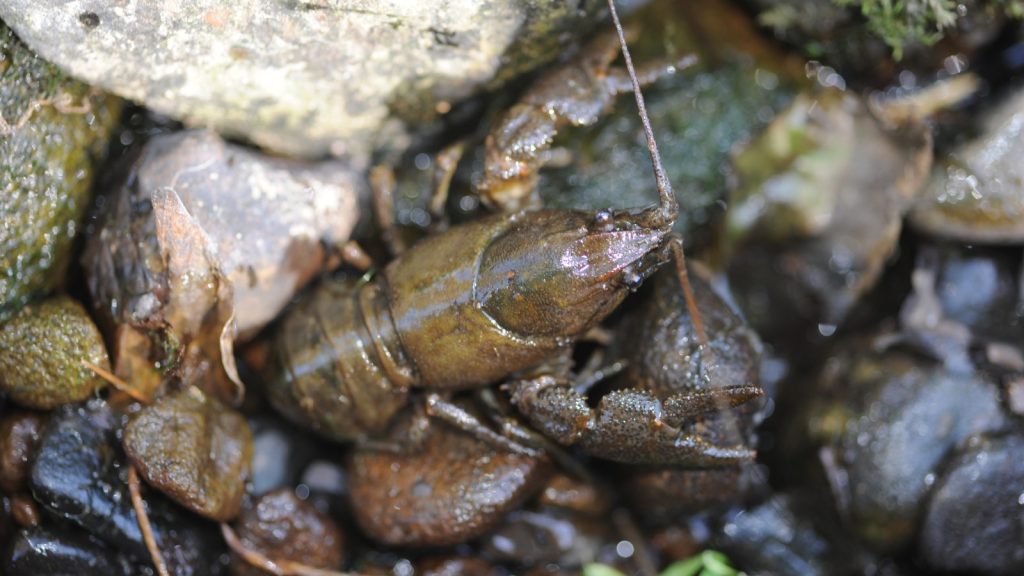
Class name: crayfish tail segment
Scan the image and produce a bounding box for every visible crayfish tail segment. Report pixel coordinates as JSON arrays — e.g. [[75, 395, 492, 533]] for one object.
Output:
[[510, 377, 759, 467]]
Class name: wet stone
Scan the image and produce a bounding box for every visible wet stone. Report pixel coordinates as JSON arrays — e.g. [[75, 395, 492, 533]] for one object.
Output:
[[230, 488, 344, 576], [482, 507, 609, 569], [622, 467, 748, 526], [926, 244, 1024, 345], [714, 493, 868, 576], [911, 87, 1024, 243], [4, 525, 137, 576], [348, 420, 552, 547], [919, 433, 1024, 574], [806, 334, 1009, 552], [297, 459, 350, 522], [536, 474, 609, 517], [0, 412, 46, 494], [418, 556, 498, 576], [0, 296, 110, 409], [0, 22, 120, 323], [725, 91, 932, 342], [8, 493, 39, 527], [248, 416, 316, 497], [29, 399, 228, 575], [124, 386, 253, 522]]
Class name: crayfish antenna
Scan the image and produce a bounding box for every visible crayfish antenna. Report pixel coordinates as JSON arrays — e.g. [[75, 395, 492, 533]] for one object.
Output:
[[606, 0, 715, 363], [669, 238, 713, 360], [606, 0, 676, 227]]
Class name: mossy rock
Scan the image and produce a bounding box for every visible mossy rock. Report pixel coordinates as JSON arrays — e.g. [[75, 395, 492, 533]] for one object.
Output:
[[0, 295, 110, 409], [0, 23, 120, 323]]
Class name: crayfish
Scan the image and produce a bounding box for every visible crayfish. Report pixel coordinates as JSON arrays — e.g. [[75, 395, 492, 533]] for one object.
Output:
[[267, 0, 763, 467]]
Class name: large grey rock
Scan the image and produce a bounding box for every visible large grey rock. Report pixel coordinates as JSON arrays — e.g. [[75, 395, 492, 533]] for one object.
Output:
[[82, 129, 367, 401], [0, 0, 603, 159]]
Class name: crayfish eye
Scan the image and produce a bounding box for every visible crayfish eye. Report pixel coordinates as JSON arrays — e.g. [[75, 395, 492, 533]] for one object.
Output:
[[593, 209, 616, 232]]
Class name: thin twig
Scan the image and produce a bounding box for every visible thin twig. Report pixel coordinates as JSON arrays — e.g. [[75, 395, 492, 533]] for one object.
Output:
[[220, 523, 359, 576], [128, 466, 171, 576], [0, 91, 93, 136], [613, 507, 658, 576], [81, 359, 154, 404]]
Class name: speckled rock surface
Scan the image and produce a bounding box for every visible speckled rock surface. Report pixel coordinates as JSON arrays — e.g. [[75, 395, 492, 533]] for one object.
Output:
[[123, 386, 253, 522], [230, 488, 345, 576], [349, 420, 552, 547], [0, 296, 109, 409], [0, 0, 603, 159], [0, 22, 119, 323]]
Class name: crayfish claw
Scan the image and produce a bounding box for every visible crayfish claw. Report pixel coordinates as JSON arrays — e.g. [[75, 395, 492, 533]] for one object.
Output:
[[663, 385, 764, 424]]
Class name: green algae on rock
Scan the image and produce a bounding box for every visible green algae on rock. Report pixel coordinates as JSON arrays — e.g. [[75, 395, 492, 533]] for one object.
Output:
[[535, 0, 805, 248], [0, 296, 110, 409], [0, 23, 120, 324]]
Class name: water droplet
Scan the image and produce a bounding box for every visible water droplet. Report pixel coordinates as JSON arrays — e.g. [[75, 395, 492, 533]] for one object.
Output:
[[458, 194, 479, 212], [395, 559, 414, 576], [615, 540, 634, 558]]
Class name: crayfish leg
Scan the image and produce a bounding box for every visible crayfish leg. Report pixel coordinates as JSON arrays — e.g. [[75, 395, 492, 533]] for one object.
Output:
[[425, 393, 542, 458], [427, 140, 466, 231], [369, 165, 407, 257], [605, 53, 698, 95]]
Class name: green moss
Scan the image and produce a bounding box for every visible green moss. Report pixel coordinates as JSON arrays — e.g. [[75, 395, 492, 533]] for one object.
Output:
[[835, 0, 1024, 58], [0, 295, 110, 409], [0, 23, 120, 323]]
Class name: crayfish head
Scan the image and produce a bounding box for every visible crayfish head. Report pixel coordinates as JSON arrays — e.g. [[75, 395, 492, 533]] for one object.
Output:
[[477, 208, 670, 339]]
